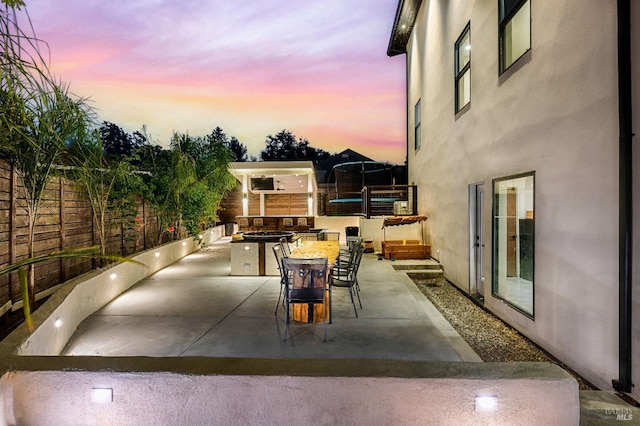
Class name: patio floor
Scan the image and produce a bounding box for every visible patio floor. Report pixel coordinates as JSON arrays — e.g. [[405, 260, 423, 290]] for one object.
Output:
[[62, 238, 480, 362]]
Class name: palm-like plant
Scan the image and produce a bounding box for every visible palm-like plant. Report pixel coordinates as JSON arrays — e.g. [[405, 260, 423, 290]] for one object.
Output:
[[65, 130, 139, 262], [1, 4, 95, 315]]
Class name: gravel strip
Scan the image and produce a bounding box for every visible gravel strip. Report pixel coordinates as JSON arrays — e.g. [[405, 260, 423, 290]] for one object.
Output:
[[410, 275, 596, 391]]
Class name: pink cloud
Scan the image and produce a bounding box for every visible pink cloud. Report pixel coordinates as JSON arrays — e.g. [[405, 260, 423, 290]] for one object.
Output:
[[17, 1, 407, 163]]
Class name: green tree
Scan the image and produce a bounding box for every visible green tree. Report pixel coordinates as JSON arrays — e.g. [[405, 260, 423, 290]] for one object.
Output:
[[1, 1, 25, 8], [100, 121, 142, 161], [227, 136, 248, 162], [260, 129, 332, 164]]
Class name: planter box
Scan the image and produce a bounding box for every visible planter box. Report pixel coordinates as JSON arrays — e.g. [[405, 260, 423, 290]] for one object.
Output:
[[382, 240, 431, 260]]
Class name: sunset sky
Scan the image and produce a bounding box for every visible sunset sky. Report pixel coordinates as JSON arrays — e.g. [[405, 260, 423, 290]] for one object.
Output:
[[15, 1, 407, 164]]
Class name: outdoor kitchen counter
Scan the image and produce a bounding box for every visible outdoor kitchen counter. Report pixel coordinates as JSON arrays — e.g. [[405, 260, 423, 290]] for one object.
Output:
[[230, 234, 298, 276]]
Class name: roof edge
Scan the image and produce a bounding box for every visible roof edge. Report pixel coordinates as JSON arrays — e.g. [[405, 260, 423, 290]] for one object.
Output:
[[386, 0, 422, 57]]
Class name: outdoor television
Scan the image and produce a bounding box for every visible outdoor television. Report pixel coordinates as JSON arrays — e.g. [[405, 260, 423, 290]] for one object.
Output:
[[250, 177, 274, 191]]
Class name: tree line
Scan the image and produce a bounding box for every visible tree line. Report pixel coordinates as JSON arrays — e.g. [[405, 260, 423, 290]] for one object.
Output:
[[100, 122, 333, 165]]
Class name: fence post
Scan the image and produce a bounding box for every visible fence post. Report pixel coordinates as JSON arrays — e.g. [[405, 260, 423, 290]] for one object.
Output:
[[142, 199, 147, 251], [9, 164, 17, 306], [59, 177, 66, 283]]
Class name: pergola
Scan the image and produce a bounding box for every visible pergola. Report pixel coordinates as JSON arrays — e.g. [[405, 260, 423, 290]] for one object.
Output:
[[229, 161, 318, 216]]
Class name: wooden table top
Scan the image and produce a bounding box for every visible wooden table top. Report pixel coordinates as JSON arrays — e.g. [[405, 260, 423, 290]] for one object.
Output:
[[290, 241, 340, 266]]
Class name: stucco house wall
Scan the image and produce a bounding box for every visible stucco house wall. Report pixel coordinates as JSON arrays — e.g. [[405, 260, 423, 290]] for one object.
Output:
[[404, 0, 628, 392]]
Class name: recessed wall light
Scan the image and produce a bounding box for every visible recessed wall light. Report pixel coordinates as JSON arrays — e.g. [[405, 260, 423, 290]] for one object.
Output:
[[91, 388, 113, 403], [109, 273, 117, 280], [475, 395, 498, 412], [54, 319, 62, 328]]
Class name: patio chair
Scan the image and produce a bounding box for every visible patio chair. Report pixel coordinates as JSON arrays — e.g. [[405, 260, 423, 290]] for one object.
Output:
[[339, 236, 363, 263], [330, 246, 364, 320], [278, 236, 291, 257], [272, 244, 287, 314], [281, 257, 330, 342], [297, 233, 318, 242], [324, 231, 340, 241]]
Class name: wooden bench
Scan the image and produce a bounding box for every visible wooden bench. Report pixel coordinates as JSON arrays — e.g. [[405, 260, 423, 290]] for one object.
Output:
[[382, 240, 431, 260]]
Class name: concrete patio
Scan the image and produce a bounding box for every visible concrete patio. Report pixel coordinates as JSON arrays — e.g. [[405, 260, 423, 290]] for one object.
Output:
[[0, 235, 584, 424], [62, 237, 481, 362]]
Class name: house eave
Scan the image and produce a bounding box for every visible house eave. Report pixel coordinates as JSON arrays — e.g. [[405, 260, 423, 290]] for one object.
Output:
[[387, 0, 422, 57]]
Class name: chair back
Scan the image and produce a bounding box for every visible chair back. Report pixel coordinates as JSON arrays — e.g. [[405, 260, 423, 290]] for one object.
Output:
[[346, 236, 363, 252], [351, 246, 365, 276], [282, 257, 328, 302], [324, 231, 340, 241], [297, 233, 318, 242], [272, 244, 285, 274], [279, 236, 291, 257]]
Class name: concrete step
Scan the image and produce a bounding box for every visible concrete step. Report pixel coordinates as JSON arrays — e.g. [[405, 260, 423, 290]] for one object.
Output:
[[390, 259, 442, 271], [405, 269, 445, 279], [388, 258, 444, 278]]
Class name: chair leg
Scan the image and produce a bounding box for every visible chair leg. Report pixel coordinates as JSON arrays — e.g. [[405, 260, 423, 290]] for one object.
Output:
[[323, 308, 327, 343], [274, 282, 284, 315], [329, 285, 333, 324], [354, 280, 362, 309], [348, 286, 358, 318], [283, 301, 289, 342]]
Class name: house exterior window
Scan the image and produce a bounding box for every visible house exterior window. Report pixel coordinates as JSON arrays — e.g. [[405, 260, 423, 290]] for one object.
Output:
[[455, 22, 471, 112], [499, 0, 531, 73], [414, 99, 421, 150], [492, 172, 534, 317]]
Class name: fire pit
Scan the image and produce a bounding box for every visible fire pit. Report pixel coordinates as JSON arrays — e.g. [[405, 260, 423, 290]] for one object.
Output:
[[241, 231, 295, 242]]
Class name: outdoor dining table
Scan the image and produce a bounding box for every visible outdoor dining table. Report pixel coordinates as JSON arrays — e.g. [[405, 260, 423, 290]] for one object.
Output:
[[289, 240, 340, 323]]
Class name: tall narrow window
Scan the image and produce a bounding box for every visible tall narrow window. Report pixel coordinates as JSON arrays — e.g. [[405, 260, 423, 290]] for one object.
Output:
[[499, 0, 531, 73], [414, 99, 421, 150], [492, 172, 534, 317], [455, 23, 471, 112]]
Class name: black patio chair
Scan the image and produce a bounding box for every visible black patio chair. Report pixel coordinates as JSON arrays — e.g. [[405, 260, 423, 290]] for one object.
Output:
[[278, 236, 291, 257], [281, 257, 329, 342], [272, 244, 287, 314], [330, 245, 364, 320]]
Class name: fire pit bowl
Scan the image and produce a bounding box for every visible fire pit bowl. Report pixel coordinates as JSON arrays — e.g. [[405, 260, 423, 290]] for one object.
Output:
[[241, 231, 295, 242]]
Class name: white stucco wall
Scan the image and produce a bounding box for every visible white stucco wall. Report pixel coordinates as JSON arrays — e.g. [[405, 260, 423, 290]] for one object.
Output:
[[313, 215, 360, 242], [406, 0, 620, 390], [0, 363, 578, 425]]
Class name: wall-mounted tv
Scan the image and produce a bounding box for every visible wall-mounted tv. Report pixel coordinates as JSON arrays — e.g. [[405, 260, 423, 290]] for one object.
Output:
[[250, 177, 274, 191]]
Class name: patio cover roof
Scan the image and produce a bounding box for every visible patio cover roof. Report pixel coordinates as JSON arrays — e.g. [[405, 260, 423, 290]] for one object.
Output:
[[229, 161, 317, 194], [387, 0, 422, 57]]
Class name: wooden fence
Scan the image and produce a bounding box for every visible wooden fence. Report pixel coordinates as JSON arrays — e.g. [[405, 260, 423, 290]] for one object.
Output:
[[0, 159, 161, 319]]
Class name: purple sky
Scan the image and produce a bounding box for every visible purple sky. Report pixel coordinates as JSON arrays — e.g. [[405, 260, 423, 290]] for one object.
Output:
[[17, 1, 407, 163]]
